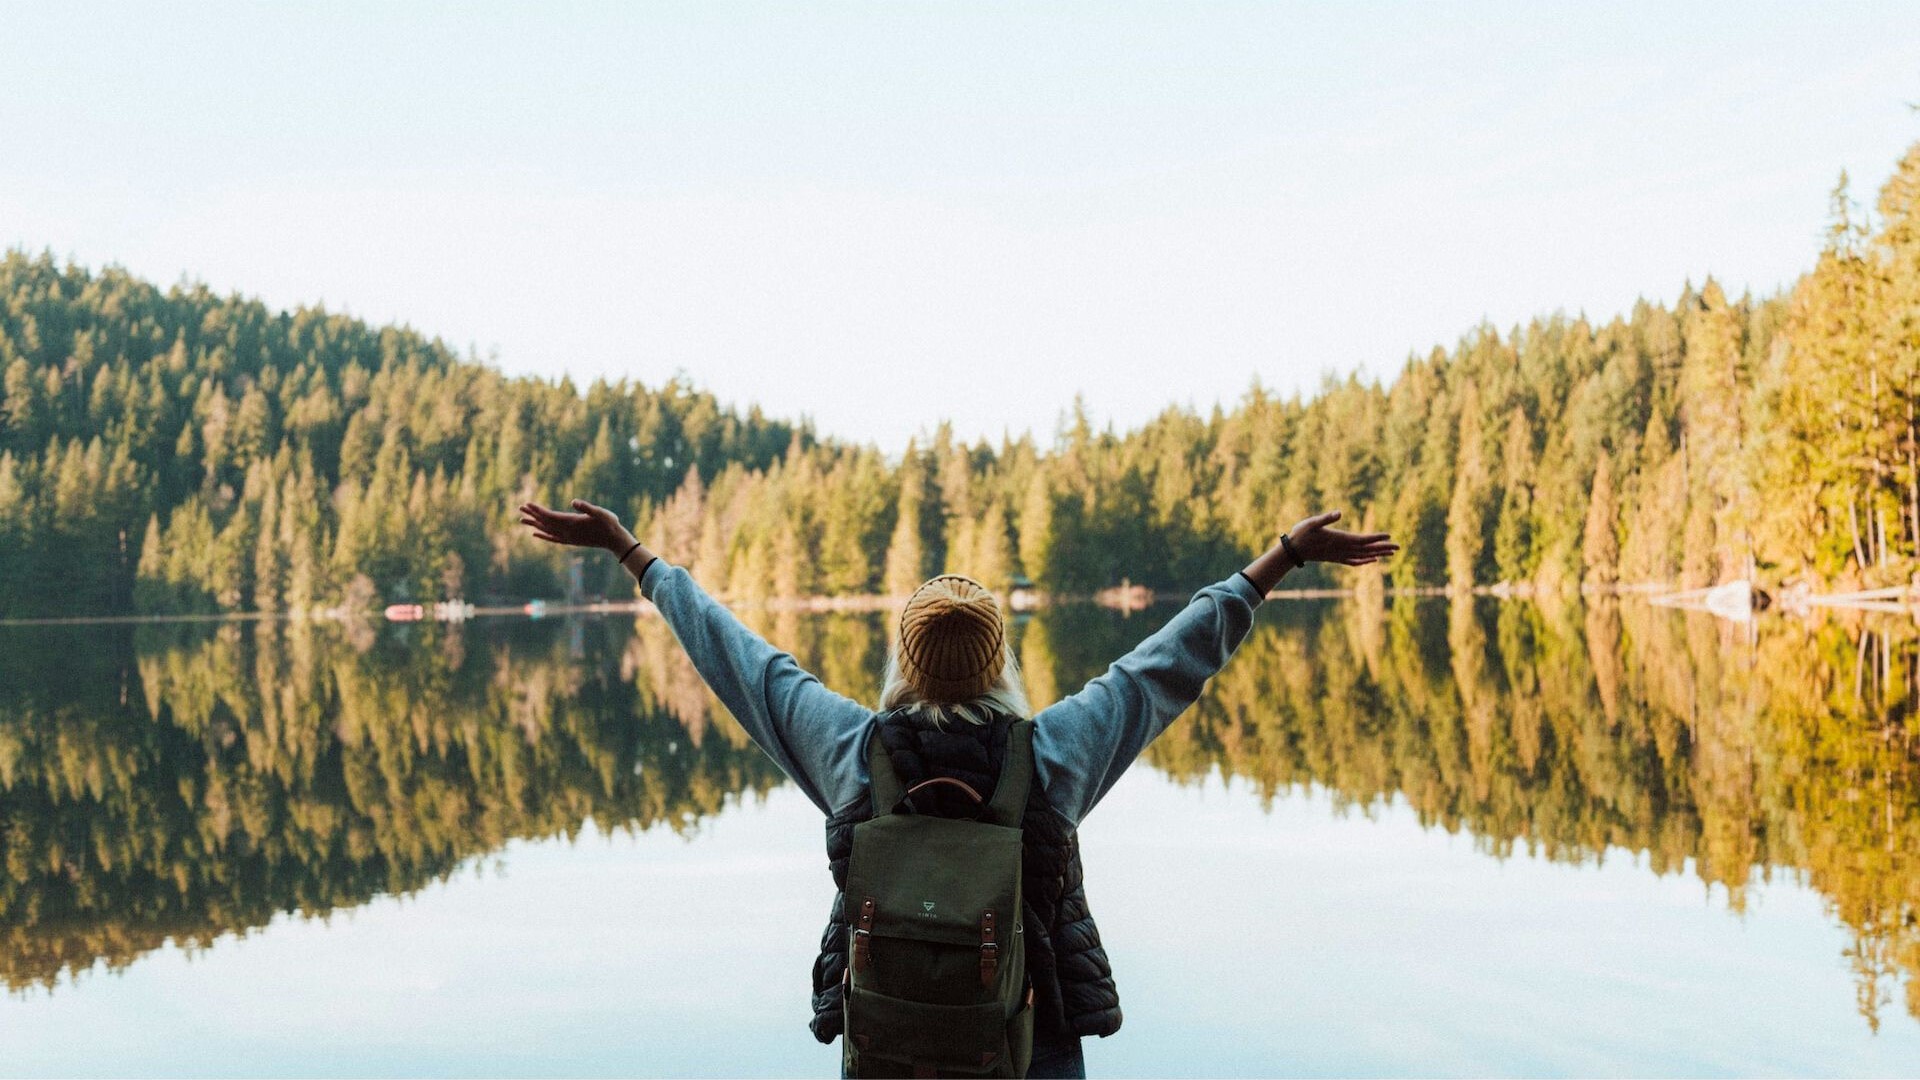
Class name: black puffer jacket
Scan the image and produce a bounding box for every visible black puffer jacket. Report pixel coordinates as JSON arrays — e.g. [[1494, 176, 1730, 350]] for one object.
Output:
[[808, 709, 1123, 1046]]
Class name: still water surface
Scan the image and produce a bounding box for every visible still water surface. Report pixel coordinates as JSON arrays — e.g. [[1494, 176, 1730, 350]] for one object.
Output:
[[2, 597, 1918, 1076]]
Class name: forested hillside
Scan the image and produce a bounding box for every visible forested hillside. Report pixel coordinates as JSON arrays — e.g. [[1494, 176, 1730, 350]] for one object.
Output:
[[0, 270, 804, 615], [3, 142, 1918, 618]]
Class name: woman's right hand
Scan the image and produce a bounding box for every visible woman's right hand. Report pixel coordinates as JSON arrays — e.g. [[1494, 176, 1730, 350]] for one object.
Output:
[[518, 499, 638, 554], [1283, 510, 1396, 566], [1242, 509, 1397, 594]]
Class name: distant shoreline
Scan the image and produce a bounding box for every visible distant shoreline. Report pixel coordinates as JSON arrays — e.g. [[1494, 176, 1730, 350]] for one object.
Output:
[[0, 581, 1722, 628]]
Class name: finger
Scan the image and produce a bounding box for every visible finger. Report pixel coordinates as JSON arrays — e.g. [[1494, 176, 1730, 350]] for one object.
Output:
[[530, 531, 563, 545], [527, 502, 591, 526]]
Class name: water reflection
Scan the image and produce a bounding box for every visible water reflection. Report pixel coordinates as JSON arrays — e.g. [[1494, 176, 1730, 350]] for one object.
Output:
[[1, 595, 1915, 1032], [1141, 595, 1920, 1033], [0, 617, 787, 995]]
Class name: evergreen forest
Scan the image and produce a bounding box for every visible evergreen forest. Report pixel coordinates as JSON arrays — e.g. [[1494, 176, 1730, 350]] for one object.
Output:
[[5, 143, 1920, 617]]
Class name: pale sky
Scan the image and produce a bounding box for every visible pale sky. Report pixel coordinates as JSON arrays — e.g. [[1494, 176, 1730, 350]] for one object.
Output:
[[5, 3, 1918, 453]]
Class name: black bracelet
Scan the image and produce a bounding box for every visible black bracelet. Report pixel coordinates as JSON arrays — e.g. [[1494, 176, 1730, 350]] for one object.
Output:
[[1279, 532, 1305, 569], [617, 539, 644, 566]]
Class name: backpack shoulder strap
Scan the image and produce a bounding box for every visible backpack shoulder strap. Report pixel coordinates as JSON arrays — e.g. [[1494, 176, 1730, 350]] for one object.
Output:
[[866, 723, 905, 816], [986, 719, 1034, 827]]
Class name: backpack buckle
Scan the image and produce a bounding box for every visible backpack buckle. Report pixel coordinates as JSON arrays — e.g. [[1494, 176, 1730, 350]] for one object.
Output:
[[854, 897, 877, 970], [979, 910, 999, 987]]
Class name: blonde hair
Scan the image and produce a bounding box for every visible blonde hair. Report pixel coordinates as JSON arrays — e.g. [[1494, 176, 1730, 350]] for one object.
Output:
[[879, 644, 1031, 727]]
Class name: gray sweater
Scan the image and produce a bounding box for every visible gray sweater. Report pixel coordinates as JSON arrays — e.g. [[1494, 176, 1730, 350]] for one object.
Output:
[[637, 560, 1264, 826]]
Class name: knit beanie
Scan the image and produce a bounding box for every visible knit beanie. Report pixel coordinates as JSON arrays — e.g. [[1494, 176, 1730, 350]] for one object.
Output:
[[897, 575, 1007, 702]]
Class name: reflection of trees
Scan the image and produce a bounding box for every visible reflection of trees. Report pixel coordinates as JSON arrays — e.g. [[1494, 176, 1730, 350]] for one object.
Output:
[[10, 599, 1918, 1029], [1029, 598, 1920, 1030], [622, 608, 890, 740], [0, 617, 785, 993]]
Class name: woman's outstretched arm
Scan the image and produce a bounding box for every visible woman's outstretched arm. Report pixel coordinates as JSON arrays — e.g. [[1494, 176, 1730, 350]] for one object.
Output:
[[1031, 510, 1395, 826], [519, 499, 875, 815]]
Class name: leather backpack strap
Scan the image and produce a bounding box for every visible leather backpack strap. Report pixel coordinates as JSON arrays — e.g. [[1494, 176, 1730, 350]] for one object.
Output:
[[986, 719, 1034, 827], [867, 724, 906, 816]]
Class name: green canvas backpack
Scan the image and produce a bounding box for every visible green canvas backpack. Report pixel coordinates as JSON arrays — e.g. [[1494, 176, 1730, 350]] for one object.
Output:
[[841, 719, 1037, 1079]]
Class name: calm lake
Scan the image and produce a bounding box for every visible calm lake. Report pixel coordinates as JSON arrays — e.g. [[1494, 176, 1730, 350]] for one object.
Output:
[[3, 595, 1918, 1077]]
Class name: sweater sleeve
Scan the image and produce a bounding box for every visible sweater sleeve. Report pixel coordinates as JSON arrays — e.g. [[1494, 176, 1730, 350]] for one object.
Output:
[[639, 560, 876, 815], [1030, 573, 1264, 826]]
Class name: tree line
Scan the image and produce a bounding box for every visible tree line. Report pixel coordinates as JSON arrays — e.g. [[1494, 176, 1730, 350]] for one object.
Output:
[[4, 141, 1920, 616]]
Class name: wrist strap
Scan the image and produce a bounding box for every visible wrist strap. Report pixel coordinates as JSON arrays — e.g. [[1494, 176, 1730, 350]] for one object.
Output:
[[617, 539, 643, 566], [1279, 532, 1305, 569]]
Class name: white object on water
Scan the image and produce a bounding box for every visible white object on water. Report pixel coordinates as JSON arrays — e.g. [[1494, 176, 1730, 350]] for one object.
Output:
[[433, 600, 475, 622], [1702, 580, 1753, 623]]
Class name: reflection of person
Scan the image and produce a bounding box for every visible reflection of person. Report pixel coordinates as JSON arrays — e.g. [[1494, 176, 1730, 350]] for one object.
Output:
[[519, 498, 1395, 1078]]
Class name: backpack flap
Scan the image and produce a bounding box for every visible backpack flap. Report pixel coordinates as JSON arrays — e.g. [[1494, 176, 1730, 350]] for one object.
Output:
[[846, 814, 1022, 948]]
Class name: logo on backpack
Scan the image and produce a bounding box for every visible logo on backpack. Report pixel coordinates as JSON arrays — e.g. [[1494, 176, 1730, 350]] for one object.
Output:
[[922, 901, 936, 914]]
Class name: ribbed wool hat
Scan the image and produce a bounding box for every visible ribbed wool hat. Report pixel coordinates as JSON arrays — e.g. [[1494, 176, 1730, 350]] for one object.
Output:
[[897, 575, 1007, 703]]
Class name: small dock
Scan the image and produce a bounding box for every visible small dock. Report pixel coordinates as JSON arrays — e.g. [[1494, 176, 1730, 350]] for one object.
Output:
[[1779, 585, 1916, 616], [1649, 581, 1759, 622], [1650, 580, 1920, 621]]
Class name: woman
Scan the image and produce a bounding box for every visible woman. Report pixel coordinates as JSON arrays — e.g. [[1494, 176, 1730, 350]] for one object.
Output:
[[518, 498, 1395, 1077]]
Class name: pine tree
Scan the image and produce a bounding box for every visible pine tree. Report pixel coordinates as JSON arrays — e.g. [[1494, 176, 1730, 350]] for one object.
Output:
[[134, 513, 167, 611], [971, 500, 1014, 593], [1017, 470, 1058, 592], [884, 449, 929, 597], [1582, 451, 1620, 586], [1445, 381, 1494, 591], [1493, 408, 1537, 584]]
